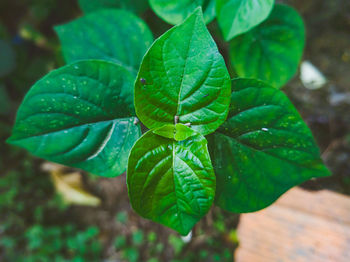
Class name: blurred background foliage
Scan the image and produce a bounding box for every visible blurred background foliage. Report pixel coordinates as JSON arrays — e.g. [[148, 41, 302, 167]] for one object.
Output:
[[0, 0, 349, 261]]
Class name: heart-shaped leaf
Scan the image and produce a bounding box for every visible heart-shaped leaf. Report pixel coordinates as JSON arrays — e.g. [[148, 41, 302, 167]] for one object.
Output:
[[127, 129, 216, 235], [216, 0, 275, 41], [135, 8, 231, 136], [149, 0, 216, 25], [55, 9, 153, 73], [229, 4, 305, 88], [78, 0, 149, 14], [210, 78, 330, 213], [8, 60, 141, 177]]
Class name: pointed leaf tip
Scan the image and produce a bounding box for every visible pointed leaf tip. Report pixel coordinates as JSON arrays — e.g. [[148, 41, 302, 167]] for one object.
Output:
[[127, 130, 215, 234], [9, 60, 141, 178], [135, 5, 231, 136]]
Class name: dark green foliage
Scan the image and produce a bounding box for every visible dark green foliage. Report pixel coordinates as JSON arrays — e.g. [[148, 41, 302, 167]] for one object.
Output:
[[7, 2, 329, 236], [55, 9, 153, 73], [8, 60, 141, 177], [229, 4, 305, 88], [210, 79, 330, 212], [149, 0, 216, 25], [216, 0, 275, 40]]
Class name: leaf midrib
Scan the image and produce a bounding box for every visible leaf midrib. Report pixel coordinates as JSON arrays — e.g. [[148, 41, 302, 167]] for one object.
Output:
[[171, 139, 207, 233], [175, 17, 197, 116], [171, 140, 183, 232], [10, 117, 133, 142]]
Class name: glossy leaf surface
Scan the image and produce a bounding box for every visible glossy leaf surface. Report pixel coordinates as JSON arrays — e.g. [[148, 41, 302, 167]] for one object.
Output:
[[78, 0, 149, 14], [149, 0, 215, 25], [135, 8, 231, 136], [210, 79, 330, 213], [216, 0, 274, 41], [55, 10, 153, 73], [8, 60, 141, 177], [153, 124, 197, 141], [230, 4, 305, 88], [127, 130, 215, 235]]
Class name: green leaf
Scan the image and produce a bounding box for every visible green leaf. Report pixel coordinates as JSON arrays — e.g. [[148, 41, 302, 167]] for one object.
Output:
[[0, 40, 16, 77], [8, 60, 141, 177], [55, 9, 153, 73], [149, 0, 216, 25], [216, 0, 274, 41], [229, 4, 305, 88], [78, 0, 149, 14], [127, 130, 216, 235], [135, 8, 231, 136], [153, 124, 196, 141], [210, 78, 330, 213]]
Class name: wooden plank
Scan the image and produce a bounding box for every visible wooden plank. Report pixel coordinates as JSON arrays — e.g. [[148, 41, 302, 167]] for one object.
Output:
[[235, 187, 350, 262]]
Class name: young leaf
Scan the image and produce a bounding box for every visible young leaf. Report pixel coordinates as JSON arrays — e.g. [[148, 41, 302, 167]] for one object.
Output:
[[135, 8, 231, 136], [153, 124, 196, 141], [230, 4, 305, 88], [216, 0, 275, 41], [210, 78, 330, 213], [78, 0, 149, 14], [55, 9, 153, 73], [127, 130, 216, 235], [149, 0, 216, 25], [8, 60, 141, 177]]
